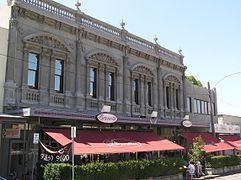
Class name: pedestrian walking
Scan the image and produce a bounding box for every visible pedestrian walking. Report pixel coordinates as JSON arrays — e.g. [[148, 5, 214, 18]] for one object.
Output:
[[196, 161, 205, 177], [186, 161, 195, 179]]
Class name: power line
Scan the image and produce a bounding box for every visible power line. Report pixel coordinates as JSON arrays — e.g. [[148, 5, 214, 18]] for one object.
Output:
[[213, 72, 241, 88]]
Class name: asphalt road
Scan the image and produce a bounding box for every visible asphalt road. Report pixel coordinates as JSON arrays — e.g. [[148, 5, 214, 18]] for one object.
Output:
[[204, 171, 241, 180]]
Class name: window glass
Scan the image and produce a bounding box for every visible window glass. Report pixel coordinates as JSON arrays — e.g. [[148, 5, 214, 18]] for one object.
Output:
[[147, 82, 152, 106], [176, 89, 179, 110], [134, 79, 139, 104], [55, 59, 63, 92], [108, 72, 114, 100], [27, 52, 39, 88], [166, 86, 170, 109], [90, 67, 97, 98]]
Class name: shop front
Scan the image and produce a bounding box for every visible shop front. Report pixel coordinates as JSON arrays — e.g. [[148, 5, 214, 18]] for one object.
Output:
[[0, 115, 27, 178], [4, 107, 186, 177]]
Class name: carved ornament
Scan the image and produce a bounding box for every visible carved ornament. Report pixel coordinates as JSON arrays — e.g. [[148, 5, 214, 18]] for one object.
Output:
[[165, 75, 181, 84], [88, 53, 118, 67], [133, 66, 154, 77], [25, 35, 69, 52]]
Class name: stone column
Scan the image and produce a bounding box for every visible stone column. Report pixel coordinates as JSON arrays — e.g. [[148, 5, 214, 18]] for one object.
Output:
[[170, 83, 174, 118], [48, 52, 55, 106], [20, 47, 29, 104], [182, 75, 187, 113], [85, 63, 91, 98], [6, 13, 18, 82], [98, 63, 105, 101], [39, 48, 50, 91], [123, 55, 130, 114], [64, 54, 71, 93], [157, 67, 164, 116], [140, 75, 145, 115], [179, 85, 183, 112], [39, 48, 50, 106], [49, 53, 55, 91], [144, 77, 148, 107], [4, 13, 19, 104], [65, 54, 72, 108], [22, 47, 29, 86], [75, 38, 85, 110], [116, 68, 122, 113], [173, 85, 177, 110], [163, 81, 167, 109], [153, 77, 157, 109]]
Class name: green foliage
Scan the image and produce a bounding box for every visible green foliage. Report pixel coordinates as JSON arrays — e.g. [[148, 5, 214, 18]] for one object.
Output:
[[186, 75, 203, 87], [36, 162, 47, 180], [189, 136, 204, 163], [43, 163, 71, 180], [41, 158, 183, 180], [206, 155, 241, 168]]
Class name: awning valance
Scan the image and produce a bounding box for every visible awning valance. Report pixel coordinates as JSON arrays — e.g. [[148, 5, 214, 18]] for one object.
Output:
[[44, 129, 184, 155], [219, 135, 240, 142], [181, 132, 234, 153], [202, 142, 234, 153], [181, 132, 219, 144]]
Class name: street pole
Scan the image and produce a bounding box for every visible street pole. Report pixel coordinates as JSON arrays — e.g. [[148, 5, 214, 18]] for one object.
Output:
[[72, 136, 74, 180], [208, 82, 215, 137], [71, 126, 76, 180]]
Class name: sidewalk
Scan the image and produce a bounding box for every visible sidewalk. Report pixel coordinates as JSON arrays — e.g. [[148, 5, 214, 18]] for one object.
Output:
[[193, 170, 241, 179], [193, 174, 219, 179]]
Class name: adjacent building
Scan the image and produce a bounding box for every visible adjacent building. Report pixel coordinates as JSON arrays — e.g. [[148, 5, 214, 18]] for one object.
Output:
[[0, 0, 217, 177]]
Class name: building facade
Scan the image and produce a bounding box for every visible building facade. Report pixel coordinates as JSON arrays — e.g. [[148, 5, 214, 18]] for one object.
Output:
[[0, 0, 217, 177], [217, 114, 241, 135]]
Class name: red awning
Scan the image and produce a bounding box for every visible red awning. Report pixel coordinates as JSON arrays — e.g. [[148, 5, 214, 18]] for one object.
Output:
[[181, 132, 219, 144], [219, 135, 240, 142], [202, 142, 234, 153], [44, 129, 184, 155], [224, 139, 241, 151], [181, 132, 235, 152]]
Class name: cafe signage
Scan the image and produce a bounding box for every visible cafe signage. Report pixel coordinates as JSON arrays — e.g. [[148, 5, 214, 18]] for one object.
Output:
[[181, 120, 192, 128], [214, 124, 240, 134], [39, 141, 71, 162], [96, 113, 117, 124], [104, 138, 142, 147], [4, 128, 21, 138]]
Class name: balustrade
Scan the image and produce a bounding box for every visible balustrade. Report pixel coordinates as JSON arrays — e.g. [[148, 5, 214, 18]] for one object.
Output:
[[24, 89, 40, 104], [19, 0, 75, 20], [50, 93, 65, 106], [16, 0, 181, 62]]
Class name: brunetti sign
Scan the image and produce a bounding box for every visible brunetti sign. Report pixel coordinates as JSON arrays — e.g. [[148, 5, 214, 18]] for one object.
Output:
[[181, 120, 192, 128], [104, 138, 142, 147], [96, 113, 118, 124]]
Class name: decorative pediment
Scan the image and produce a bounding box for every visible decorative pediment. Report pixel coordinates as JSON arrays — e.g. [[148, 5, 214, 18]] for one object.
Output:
[[133, 65, 154, 76], [24, 33, 69, 52], [88, 53, 118, 66], [165, 75, 181, 84]]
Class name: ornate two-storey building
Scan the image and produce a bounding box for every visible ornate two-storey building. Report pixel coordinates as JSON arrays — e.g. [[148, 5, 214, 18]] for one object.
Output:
[[0, 0, 217, 177]]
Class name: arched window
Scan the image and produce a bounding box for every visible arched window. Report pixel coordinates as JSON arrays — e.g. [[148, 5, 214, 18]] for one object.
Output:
[[131, 65, 154, 109], [87, 53, 119, 102], [164, 75, 181, 110]]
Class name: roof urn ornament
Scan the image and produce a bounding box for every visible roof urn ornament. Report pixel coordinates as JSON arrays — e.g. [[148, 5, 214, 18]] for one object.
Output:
[[154, 35, 158, 44], [120, 19, 125, 29], [75, 0, 81, 11]]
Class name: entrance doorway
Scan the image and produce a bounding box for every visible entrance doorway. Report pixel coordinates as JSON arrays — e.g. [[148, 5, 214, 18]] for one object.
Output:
[[9, 140, 24, 179]]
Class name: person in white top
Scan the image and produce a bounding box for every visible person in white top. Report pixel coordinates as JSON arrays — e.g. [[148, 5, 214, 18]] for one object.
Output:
[[186, 161, 195, 179]]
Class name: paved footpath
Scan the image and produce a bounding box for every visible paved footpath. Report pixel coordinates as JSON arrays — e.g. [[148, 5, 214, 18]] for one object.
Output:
[[194, 171, 241, 180]]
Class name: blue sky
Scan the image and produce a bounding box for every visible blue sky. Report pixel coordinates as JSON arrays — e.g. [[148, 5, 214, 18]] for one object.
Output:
[[1, 0, 241, 117]]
